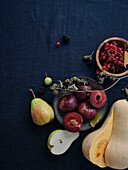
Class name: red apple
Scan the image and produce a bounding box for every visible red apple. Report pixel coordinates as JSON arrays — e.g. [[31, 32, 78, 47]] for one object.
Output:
[[64, 112, 83, 132], [75, 84, 92, 102], [90, 90, 107, 108], [78, 102, 96, 120], [59, 95, 78, 113]]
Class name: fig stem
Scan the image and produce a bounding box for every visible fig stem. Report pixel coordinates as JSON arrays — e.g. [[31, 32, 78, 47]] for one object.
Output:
[[29, 89, 36, 99]]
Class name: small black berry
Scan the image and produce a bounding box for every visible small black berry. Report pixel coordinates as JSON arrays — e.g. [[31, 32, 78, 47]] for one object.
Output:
[[37, 86, 46, 97], [62, 35, 70, 44]]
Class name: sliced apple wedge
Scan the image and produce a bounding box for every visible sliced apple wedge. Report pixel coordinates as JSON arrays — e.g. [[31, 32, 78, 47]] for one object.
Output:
[[47, 130, 79, 155]]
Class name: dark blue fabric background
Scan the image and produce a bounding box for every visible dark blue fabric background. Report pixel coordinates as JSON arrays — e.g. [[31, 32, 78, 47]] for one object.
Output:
[[0, 0, 128, 170]]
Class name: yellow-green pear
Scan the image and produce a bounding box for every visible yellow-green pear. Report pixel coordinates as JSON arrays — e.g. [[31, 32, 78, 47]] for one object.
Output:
[[30, 89, 54, 125], [47, 129, 79, 155]]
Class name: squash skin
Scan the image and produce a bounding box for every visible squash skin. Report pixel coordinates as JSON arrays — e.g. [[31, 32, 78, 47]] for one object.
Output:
[[82, 103, 114, 168], [105, 99, 128, 169]]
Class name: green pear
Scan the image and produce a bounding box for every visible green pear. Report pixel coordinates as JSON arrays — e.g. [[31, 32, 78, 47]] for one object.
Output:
[[47, 129, 79, 155], [30, 89, 54, 125]]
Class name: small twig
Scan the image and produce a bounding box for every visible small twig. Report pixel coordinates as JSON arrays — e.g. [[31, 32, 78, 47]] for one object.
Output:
[[54, 75, 128, 93], [90, 51, 94, 56]]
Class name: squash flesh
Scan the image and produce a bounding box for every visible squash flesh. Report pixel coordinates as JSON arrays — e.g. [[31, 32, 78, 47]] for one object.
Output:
[[90, 111, 113, 167], [82, 103, 114, 168], [82, 99, 128, 169]]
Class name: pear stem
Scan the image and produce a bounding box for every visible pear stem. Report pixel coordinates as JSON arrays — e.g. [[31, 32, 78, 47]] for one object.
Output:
[[29, 89, 36, 98]]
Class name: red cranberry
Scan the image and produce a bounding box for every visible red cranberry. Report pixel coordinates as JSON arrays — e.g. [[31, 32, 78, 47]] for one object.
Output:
[[114, 61, 117, 65], [56, 42, 60, 47], [117, 61, 121, 65], [112, 41, 117, 45], [96, 70, 101, 75], [102, 65, 106, 70], [109, 44, 113, 48], [115, 56, 119, 60], [102, 56, 106, 60], [119, 58, 123, 61], [106, 64, 110, 69], [111, 58, 114, 62], [120, 63, 124, 67], [112, 46, 117, 51], [104, 47, 108, 51], [100, 57, 103, 60], [117, 47, 122, 52], [110, 66, 114, 70], [101, 52, 105, 56], [107, 49, 111, 53], [116, 68, 119, 72], [105, 43, 109, 47], [111, 54, 115, 58], [107, 57, 111, 61]]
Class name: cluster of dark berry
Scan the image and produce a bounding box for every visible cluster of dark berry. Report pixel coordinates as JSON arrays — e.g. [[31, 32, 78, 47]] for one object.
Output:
[[99, 41, 127, 73]]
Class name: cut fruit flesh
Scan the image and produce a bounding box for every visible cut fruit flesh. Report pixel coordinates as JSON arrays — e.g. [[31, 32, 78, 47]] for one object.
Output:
[[48, 130, 79, 155], [90, 113, 101, 127], [82, 103, 114, 168]]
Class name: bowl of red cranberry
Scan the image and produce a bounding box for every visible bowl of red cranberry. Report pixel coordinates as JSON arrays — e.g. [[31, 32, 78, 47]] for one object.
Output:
[[96, 37, 128, 77]]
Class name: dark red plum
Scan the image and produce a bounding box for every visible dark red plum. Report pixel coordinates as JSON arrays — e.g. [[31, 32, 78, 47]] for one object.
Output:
[[59, 95, 78, 113], [90, 90, 107, 108], [78, 102, 96, 120], [64, 112, 83, 132], [75, 84, 92, 102]]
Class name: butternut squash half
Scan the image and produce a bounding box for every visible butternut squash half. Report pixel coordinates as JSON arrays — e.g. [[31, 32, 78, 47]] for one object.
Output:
[[82, 99, 128, 169], [82, 103, 114, 167], [105, 99, 128, 169]]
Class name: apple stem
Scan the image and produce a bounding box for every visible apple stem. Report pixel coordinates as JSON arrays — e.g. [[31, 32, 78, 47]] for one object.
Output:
[[29, 89, 36, 99]]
